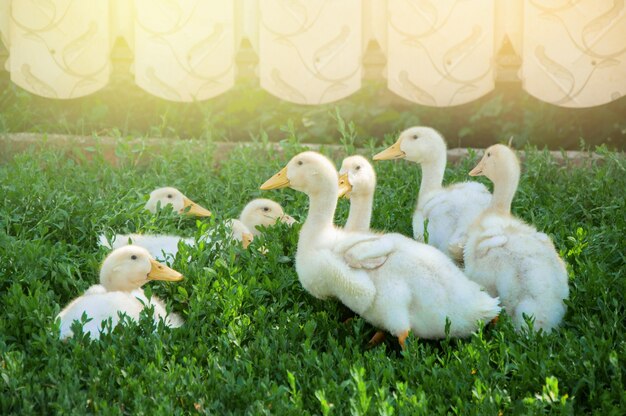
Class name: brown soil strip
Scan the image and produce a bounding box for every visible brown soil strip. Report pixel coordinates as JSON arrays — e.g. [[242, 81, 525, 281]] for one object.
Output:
[[0, 132, 608, 166]]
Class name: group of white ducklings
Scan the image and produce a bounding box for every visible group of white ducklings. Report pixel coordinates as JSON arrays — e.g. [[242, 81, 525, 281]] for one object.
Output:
[[58, 126, 570, 348], [59, 194, 295, 339]]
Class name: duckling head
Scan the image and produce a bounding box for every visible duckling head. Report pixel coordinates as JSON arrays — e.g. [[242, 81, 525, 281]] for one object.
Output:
[[373, 126, 446, 165], [338, 155, 376, 199], [240, 198, 296, 235], [99, 246, 183, 292], [145, 187, 212, 217], [260, 151, 338, 197], [469, 144, 520, 186]]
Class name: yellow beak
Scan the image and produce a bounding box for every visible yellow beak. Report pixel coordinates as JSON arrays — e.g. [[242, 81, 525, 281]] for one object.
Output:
[[469, 157, 486, 177], [260, 166, 290, 190], [148, 259, 183, 281], [373, 140, 405, 161], [241, 233, 254, 249], [280, 214, 296, 225], [337, 173, 352, 199], [182, 197, 212, 217]]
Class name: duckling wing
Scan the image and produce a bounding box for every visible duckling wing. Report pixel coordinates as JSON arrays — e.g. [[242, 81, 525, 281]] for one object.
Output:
[[418, 194, 460, 252], [419, 183, 491, 255], [476, 235, 509, 257], [341, 236, 394, 270], [145, 294, 184, 328], [58, 292, 144, 339]]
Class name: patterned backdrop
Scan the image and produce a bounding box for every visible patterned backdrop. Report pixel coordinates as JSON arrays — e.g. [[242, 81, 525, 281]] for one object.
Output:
[[0, 0, 624, 107]]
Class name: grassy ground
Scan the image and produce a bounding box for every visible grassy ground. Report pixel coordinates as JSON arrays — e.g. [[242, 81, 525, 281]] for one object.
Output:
[[0, 132, 625, 414]]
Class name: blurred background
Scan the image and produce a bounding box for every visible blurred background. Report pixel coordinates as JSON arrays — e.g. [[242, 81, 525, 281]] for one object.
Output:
[[1, 0, 625, 149]]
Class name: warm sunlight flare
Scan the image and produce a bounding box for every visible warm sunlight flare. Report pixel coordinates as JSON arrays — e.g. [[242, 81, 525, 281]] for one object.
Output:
[[0, 0, 624, 107]]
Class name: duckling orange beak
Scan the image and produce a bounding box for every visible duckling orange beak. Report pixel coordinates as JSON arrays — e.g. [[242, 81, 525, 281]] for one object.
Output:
[[241, 233, 254, 249], [148, 259, 183, 281], [337, 173, 352, 199], [373, 139, 405, 161], [181, 197, 212, 217], [280, 214, 296, 225], [260, 166, 290, 190], [469, 157, 486, 177]]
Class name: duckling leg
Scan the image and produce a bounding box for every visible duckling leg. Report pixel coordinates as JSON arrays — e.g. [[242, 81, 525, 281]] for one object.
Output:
[[398, 330, 410, 350], [367, 331, 386, 347]]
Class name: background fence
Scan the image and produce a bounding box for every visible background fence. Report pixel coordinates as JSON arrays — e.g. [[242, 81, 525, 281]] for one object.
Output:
[[1, 0, 625, 107]]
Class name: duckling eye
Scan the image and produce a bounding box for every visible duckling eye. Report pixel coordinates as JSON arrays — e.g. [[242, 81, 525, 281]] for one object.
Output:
[[487, 152, 491, 157], [413, 135, 418, 139], [355, 165, 361, 170], [131, 255, 137, 260], [263, 207, 270, 212], [167, 194, 173, 199], [297, 160, 303, 166]]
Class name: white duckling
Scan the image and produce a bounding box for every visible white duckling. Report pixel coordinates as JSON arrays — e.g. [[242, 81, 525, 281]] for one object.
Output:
[[57, 246, 183, 340], [98, 219, 253, 262], [239, 198, 296, 236], [99, 198, 295, 260], [464, 144, 569, 332], [261, 151, 500, 348], [374, 127, 491, 261], [338, 155, 376, 232], [145, 187, 212, 217]]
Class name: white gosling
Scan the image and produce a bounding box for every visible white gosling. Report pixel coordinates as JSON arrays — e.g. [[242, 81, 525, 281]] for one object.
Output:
[[338, 155, 376, 232], [374, 127, 491, 261], [464, 144, 569, 333], [57, 246, 183, 339], [145, 187, 212, 217], [99, 198, 295, 260], [239, 198, 296, 236], [98, 220, 253, 261], [261, 151, 500, 348]]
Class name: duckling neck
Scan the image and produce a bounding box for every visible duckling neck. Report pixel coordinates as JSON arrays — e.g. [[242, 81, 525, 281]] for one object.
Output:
[[417, 158, 445, 206], [488, 170, 519, 215], [100, 279, 142, 293], [345, 192, 373, 231], [302, 190, 338, 236]]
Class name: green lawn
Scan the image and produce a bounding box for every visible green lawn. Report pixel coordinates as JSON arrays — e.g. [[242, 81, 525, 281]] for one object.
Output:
[[0, 134, 624, 414]]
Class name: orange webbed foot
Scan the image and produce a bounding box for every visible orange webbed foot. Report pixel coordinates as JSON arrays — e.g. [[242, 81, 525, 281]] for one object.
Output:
[[398, 330, 410, 350], [367, 331, 386, 347]]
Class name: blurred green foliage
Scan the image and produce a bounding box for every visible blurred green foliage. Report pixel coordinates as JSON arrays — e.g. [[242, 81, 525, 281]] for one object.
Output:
[[1, 72, 625, 149]]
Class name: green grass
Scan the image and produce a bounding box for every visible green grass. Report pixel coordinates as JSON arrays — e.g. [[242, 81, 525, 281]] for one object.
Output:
[[0, 131, 625, 414]]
